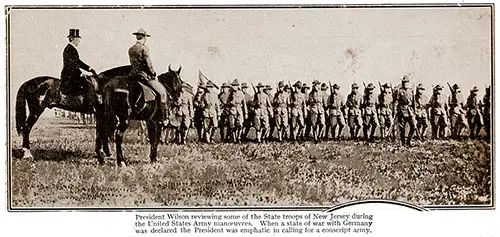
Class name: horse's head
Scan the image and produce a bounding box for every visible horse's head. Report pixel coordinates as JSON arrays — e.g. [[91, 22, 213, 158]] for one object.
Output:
[[158, 64, 183, 100]]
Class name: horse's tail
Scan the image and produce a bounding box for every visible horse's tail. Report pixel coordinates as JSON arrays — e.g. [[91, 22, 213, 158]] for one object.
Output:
[[15, 83, 28, 136]]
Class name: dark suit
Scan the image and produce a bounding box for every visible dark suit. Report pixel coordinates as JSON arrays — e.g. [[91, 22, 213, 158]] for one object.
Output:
[[60, 43, 91, 95]]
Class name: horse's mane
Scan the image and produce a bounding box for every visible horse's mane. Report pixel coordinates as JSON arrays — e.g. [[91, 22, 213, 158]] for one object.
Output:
[[99, 65, 132, 79]]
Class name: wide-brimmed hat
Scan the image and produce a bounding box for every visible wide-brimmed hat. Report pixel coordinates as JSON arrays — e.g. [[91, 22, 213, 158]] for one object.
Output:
[[302, 83, 310, 89], [471, 86, 479, 92], [278, 81, 285, 88], [265, 85, 272, 90], [241, 82, 248, 89], [435, 85, 443, 91], [402, 75, 410, 82], [366, 83, 375, 90], [230, 79, 240, 86], [221, 82, 229, 88], [133, 28, 151, 37], [256, 82, 265, 88], [417, 83, 425, 90], [67, 29, 81, 38], [284, 84, 291, 90], [198, 82, 206, 89], [312, 80, 321, 85], [452, 84, 460, 91], [352, 83, 359, 89], [331, 84, 340, 89], [293, 81, 302, 88], [321, 83, 328, 90], [206, 81, 215, 88]]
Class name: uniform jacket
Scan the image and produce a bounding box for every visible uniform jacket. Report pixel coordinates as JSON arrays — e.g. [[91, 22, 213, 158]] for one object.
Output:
[[327, 92, 345, 116], [273, 91, 290, 115], [228, 89, 248, 116], [448, 93, 465, 115], [308, 89, 325, 114], [414, 93, 429, 118], [253, 92, 272, 117], [466, 94, 481, 116], [377, 92, 393, 116], [393, 87, 414, 115], [361, 92, 377, 115], [428, 93, 448, 115], [201, 90, 220, 118], [176, 91, 194, 117], [346, 92, 362, 115], [128, 42, 156, 79]]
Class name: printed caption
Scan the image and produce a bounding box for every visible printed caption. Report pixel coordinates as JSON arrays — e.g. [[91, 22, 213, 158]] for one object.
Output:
[[133, 212, 374, 235]]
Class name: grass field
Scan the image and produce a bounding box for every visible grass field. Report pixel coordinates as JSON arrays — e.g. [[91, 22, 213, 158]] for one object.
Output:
[[9, 117, 491, 208]]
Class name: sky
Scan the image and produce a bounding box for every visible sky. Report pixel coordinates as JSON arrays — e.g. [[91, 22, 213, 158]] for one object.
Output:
[[7, 6, 492, 116]]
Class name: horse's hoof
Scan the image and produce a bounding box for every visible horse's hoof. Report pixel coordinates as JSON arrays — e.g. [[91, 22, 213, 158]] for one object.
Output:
[[22, 148, 33, 159], [119, 161, 127, 167]]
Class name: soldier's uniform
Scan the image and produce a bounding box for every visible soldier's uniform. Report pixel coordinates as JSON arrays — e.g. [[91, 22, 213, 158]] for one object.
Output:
[[218, 83, 231, 141], [448, 84, 468, 139], [308, 80, 326, 142], [414, 84, 429, 140], [346, 83, 363, 139], [302, 83, 311, 139], [361, 83, 378, 141], [241, 83, 254, 140], [482, 86, 491, 139], [227, 79, 248, 142], [377, 83, 394, 139], [193, 85, 205, 140], [273, 81, 290, 141], [175, 83, 194, 144], [320, 83, 329, 140], [201, 81, 220, 143], [393, 75, 416, 146], [290, 81, 307, 141], [326, 84, 346, 140], [253, 83, 272, 142], [265, 85, 275, 140], [466, 86, 483, 139], [428, 85, 449, 139]]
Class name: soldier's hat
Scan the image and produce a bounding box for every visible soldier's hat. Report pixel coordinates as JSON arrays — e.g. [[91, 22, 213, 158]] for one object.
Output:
[[67, 29, 81, 38], [256, 82, 265, 88], [402, 75, 410, 82], [133, 28, 151, 37], [221, 82, 229, 88], [382, 83, 391, 88], [230, 79, 240, 86], [312, 80, 321, 85], [198, 82, 206, 89], [278, 81, 285, 88], [241, 82, 249, 89], [352, 83, 359, 89], [331, 84, 340, 89], [302, 83, 310, 89], [452, 84, 460, 91], [435, 85, 443, 91], [366, 83, 375, 90], [284, 84, 291, 90], [265, 85, 272, 90], [321, 83, 328, 90], [471, 86, 479, 92], [293, 81, 302, 88], [417, 83, 425, 90]]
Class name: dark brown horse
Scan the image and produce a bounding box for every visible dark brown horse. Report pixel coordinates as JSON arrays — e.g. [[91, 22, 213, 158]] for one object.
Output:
[[15, 66, 131, 159], [99, 65, 183, 166]]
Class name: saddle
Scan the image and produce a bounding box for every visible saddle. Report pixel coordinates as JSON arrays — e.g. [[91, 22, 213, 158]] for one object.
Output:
[[137, 81, 157, 102]]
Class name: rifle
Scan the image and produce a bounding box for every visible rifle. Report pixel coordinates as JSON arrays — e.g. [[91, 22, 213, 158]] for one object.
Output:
[[288, 81, 293, 93], [251, 82, 257, 94], [378, 81, 383, 94], [447, 82, 454, 94]]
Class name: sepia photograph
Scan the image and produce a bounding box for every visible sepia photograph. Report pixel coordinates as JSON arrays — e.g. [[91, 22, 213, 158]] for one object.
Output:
[[6, 4, 493, 209]]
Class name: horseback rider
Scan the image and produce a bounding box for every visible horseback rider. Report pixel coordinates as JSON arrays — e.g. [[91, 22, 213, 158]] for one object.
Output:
[[128, 28, 169, 126], [60, 29, 97, 108]]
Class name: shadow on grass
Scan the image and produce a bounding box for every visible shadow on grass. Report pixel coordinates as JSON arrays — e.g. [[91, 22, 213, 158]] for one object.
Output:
[[11, 148, 89, 161]]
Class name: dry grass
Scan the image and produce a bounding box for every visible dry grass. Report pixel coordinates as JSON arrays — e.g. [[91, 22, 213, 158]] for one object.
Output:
[[9, 117, 491, 208]]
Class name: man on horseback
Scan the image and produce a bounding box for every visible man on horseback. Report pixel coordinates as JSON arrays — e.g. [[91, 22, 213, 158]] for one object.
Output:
[[128, 28, 169, 126], [60, 29, 97, 109]]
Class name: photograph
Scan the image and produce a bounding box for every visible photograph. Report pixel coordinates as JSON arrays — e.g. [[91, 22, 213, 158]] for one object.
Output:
[[6, 4, 493, 209]]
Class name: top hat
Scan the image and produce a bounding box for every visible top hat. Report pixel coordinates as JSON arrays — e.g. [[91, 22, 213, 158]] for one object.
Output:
[[241, 82, 249, 89], [67, 29, 81, 38], [230, 79, 240, 86], [132, 28, 151, 37]]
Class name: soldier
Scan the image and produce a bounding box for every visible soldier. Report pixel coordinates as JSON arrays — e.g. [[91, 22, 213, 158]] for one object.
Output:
[[448, 84, 468, 139], [284, 83, 293, 140], [482, 86, 491, 140], [361, 83, 378, 141], [60, 29, 98, 111], [253, 83, 272, 143], [201, 81, 220, 143], [241, 82, 254, 141], [290, 81, 307, 141], [414, 83, 429, 140], [346, 83, 363, 140], [218, 83, 231, 142], [377, 83, 394, 140], [466, 86, 483, 139], [174, 82, 194, 144], [326, 84, 346, 140], [273, 81, 291, 141], [128, 28, 168, 126], [393, 75, 416, 146], [264, 85, 275, 140], [428, 85, 449, 139], [307, 80, 326, 142], [320, 83, 330, 140], [193, 83, 205, 141], [302, 83, 311, 140], [227, 79, 248, 143]]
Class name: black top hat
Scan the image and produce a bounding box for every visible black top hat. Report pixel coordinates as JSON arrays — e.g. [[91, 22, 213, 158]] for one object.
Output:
[[67, 29, 81, 38]]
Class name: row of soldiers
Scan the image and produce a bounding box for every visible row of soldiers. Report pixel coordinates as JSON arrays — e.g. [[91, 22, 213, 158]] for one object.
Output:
[[172, 75, 490, 146]]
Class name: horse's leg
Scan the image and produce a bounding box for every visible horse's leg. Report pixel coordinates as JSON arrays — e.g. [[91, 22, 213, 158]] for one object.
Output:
[[147, 121, 160, 163], [21, 101, 44, 159], [115, 115, 129, 167]]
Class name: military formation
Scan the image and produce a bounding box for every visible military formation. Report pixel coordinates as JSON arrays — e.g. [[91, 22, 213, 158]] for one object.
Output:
[[179, 75, 491, 146]]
